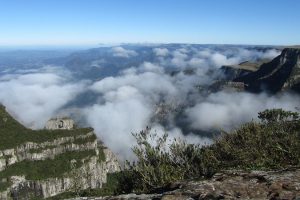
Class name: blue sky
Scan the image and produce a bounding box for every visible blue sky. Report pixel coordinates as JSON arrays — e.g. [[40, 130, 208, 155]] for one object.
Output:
[[0, 0, 299, 46]]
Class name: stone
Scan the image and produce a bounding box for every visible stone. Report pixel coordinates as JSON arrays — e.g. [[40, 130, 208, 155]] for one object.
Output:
[[45, 118, 75, 130], [69, 168, 300, 200], [9, 149, 120, 199]]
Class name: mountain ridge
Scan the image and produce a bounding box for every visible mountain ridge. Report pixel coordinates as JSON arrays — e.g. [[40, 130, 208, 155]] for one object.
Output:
[[233, 48, 300, 93]]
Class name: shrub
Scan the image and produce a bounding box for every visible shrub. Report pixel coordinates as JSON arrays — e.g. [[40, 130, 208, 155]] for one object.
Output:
[[124, 128, 204, 192], [123, 109, 300, 193], [210, 109, 300, 169]]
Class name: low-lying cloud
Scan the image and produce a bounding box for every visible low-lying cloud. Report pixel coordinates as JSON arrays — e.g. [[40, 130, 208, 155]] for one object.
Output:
[[0, 45, 295, 160], [153, 48, 169, 57], [186, 91, 300, 131], [0, 72, 86, 128], [112, 46, 138, 58]]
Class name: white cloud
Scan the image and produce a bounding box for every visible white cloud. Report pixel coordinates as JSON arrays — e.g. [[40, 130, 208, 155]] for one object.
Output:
[[171, 49, 188, 67], [138, 62, 164, 74], [112, 46, 138, 58], [186, 91, 300, 131], [84, 86, 152, 159], [188, 57, 206, 68], [0, 46, 290, 160], [153, 48, 169, 57], [0, 73, 86, 128]]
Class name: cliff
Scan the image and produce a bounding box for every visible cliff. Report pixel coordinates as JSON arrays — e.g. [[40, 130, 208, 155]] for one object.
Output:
[[68, 168, 300, 200], [0, 105, 120, 199], [220, 60, 263, 81], [234, 48, 300, 93]]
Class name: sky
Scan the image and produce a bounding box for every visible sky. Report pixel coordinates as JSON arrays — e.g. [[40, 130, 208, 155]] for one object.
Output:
[[0, 0, 299, 46]]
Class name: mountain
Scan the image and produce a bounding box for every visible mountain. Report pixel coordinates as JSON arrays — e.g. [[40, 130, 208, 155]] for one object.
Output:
[[220, 60, 269, 81], [0, 105, 120, 199], [234, 48, 300, 93]]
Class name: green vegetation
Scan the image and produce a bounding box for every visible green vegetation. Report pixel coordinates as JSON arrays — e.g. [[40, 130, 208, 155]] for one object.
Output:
[[73, 134, 97, 145], [98, 146, 106, 162], [0, 150, 96, 180], [1, 104, 299, 198], [0, 155, 12, 160], [119, 108, 300, 192], [0, 181, 10, 192], [28, 145, 56, 154], [207, 109, 300, 170], [0, 105, 93, 150], [47, 172, 121, 199], [0, 105, 110, 198], [27, 135, 98, 154]]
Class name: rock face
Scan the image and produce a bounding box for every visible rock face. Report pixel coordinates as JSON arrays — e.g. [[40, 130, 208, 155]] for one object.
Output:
[[0, 107, 120, 199], [6, 148, 120, 199], [220, 60, 266, 81], [0, 144, 120, 200], [70, 168, 300, 200], [0, 131, 98, 172], [45, 118, 75, 130], [220, 65, 254, 81], [235, 48, 300, 93], [207, 81, 245, 93]]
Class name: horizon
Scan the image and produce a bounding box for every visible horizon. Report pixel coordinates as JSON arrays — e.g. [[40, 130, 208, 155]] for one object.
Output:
[[0, 0, 300, 46], [0, 43, 293, 51]]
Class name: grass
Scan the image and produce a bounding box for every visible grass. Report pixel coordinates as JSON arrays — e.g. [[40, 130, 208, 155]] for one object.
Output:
[[0, 105, 93, 150], [27, 134, 99, 154], [0, 181, 10, 192], [73, 134, 97, 145], [0, 150, 97, 180]]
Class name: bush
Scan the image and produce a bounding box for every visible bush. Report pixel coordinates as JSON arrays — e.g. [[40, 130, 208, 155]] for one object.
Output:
[[122, 109, 300, 193], [210, 108, 300, 170], [123, 128, 204, 192]]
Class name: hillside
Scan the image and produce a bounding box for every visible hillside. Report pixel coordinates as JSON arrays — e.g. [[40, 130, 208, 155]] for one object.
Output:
[[234, 48, 300, 93], [67, 108, 300, 200], [220, 60, 269, 81], [0, 105, 120, 199]]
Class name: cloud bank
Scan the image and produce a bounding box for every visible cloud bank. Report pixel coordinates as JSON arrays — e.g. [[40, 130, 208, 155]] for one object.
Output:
[[112, 46, 138, 58], [0, 45, 295, 160], [186, 91, 300, 131], [0, 72, 86, 128], [153, 47, 169, 57]]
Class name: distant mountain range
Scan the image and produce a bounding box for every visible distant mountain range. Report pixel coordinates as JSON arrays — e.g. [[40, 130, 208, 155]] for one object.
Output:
[[43, 44, 280, 80]]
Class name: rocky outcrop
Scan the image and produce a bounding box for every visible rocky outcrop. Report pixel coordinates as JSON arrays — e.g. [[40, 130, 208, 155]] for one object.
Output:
[[207, 81, 245, 93], [0, 131, 96, 171], [220, 60, 265, 81], [0, 147, 120, 199], [8, 149, 120, 199], [235, 48, 300, 93], [69, 168, 300, 200], [0, 107, 121, 199], [45, 118, 75, 130], [220, 65, 253, 81]]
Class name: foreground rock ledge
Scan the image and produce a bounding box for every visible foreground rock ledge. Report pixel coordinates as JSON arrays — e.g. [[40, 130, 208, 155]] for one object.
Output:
[[70, 168, 300, 200]]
